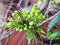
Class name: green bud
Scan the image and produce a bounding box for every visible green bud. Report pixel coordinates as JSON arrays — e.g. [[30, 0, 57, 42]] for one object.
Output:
[[16, 17, 23, 23], [35, 10, 40, 16], [8, 18, 13, 22], [38, 14, 45, 21], [23, 11, 28, 18], [24, 27, 27, 30], [29, 26, 32, 29], [4, 22, 13, 28], [29, 21, 34, 26], [12, 10, 21, 18], [32, 4, 38, 14], [19, 28, 23, 32], [16, 28, 19, 31]]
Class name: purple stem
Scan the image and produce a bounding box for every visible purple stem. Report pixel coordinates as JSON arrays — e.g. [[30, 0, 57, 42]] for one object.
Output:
[[40, 0, 50, 12]]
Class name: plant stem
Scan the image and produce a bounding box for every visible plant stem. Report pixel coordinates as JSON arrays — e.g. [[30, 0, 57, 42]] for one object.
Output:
[[40, 11, 60, 26]]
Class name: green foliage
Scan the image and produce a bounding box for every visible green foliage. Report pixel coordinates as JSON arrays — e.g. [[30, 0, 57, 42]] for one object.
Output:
[[4, 4, 45, 44], [47, 31, 59, 40], [35, 28, 45, 34], [47, 14, 60, 40], [4, 22, 13, 28], [4, 0, 60, 44], [26, 31, 33, 44], [48, 14, 60, 32], [47, 30, 60, 40], [32, 4, 38, 14], [12, 10, 21, 18]]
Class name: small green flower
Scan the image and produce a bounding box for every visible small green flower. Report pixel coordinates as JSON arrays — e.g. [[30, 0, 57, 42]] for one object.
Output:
[[24, 27, 27, 30], [29, 21, 34, 26], [16, 28, 19, 31], [35, 10, 40, 16], [4, 22, 13, 28], [23, 11, 29, 18], [32, 4, 38, 14], [19, 28, 23, 32]]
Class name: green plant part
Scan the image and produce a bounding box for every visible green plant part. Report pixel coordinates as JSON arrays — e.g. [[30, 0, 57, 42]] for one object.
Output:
[[48, 32, 58, 40], [47, 30, 60, 40], [23, 11, 29, 18], [4, 4, 45, 44], [29, 21, 34, 26], [12, 10, 21, 18], [32, 4, 38, 14], [47, 14, 60, 41], [8, 18, 13, 22], [4, 22, 13, 28], [35, 10, 40, 16], [48, 14, 60, 32], [16, 28, 20, 31], [15, 16, 23, 23], [35, 28, 45, 34], [26, 31, 33, 45], [24, 24, 28, 30], [38, 13, 45, 21], [4, 6, 45, 33]]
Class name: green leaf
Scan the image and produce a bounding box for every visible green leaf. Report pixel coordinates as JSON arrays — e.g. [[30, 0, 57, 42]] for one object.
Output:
[[53, 30, 60, 37], [47, 32, 52, 38], [47, 30, 59, 40], [4, 22, 13, 28], [48, 14, 60, 32], [48, 32, 58, 40], [32, 16, 38, 22], [35, 28, 45, 34], [26, 31, 33, 44]]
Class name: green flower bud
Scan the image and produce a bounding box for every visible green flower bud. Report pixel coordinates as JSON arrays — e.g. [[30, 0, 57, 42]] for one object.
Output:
[[23, 11, 28, 18], [32, 4, 38, 14], [8, 18, 13, 22], [29, 26, 32, 29], [35, 10, 40, 16], [19, 28, 23, 32], [16, 28, 19, 31], [29, 21, 34, 26], [12, 10, 21, 18], [4, 22, 13, 28], [24, 27, 27, 30], [16, 17, 23, 23], [38, 14, 45, 21]]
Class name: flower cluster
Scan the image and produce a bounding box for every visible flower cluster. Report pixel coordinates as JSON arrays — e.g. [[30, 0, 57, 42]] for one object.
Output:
[[4, 4, 45, 32]]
